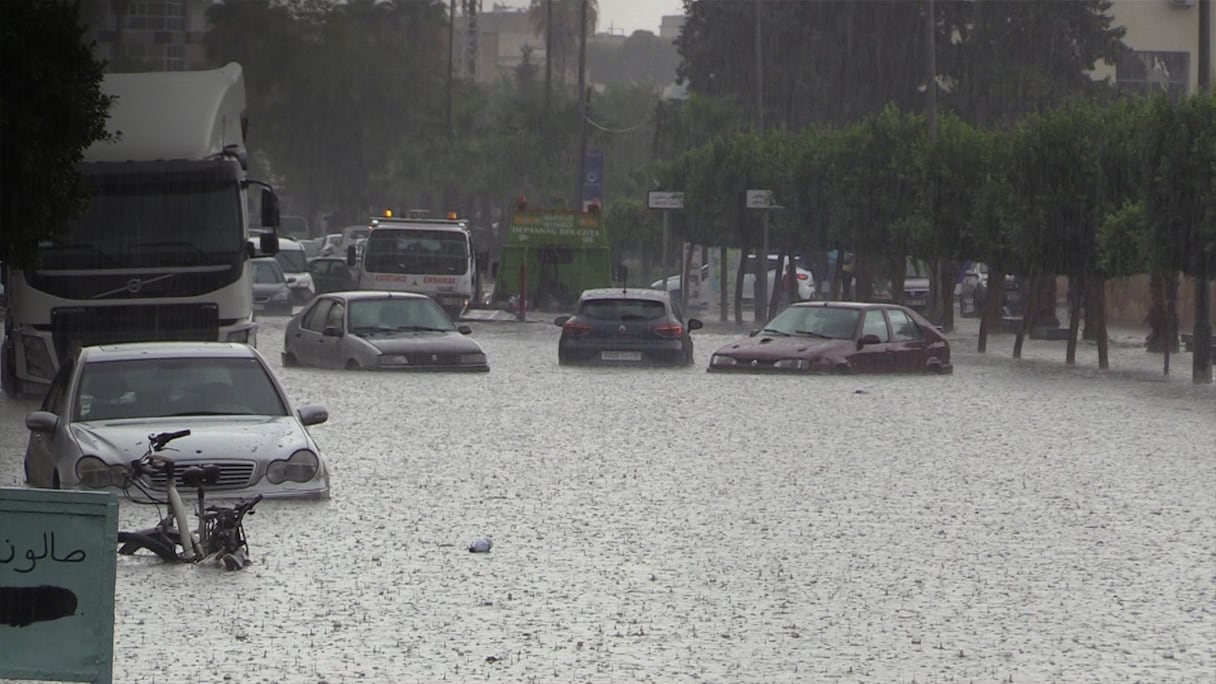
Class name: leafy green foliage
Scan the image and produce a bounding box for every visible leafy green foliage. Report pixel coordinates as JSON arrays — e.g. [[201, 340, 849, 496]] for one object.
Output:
[[1, 0, 113, 269]]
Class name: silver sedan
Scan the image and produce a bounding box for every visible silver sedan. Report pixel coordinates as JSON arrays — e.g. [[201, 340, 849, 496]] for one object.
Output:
[[282, 291, 489, 372], [23, 342, 331, 500]]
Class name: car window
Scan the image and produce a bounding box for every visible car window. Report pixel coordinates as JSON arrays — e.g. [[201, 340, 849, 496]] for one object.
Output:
[[42, 355, 75, 414], [579, 299, 667, 321], [274, 248, 308, 273], [888, 309, 923, 341], [324, 300, 345, 331], [766, 306, 858, 338], [77, 357, 288, 420], [862, 310, 891, 341], [253, 260, 285, 284], [348, 298, 455, 332], [302, 299, 333, 332]]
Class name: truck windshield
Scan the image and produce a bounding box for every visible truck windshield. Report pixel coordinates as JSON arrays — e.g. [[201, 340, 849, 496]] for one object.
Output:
[[40, 164, 243, 270], [363, 229, 470, 276]]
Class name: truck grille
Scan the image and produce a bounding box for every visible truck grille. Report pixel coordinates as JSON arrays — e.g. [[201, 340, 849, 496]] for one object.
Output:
[[50, 303, 220, 363]]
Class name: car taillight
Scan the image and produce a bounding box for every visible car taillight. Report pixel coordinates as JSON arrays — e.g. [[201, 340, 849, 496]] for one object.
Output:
[[654, 323, 683, 338], [563, 321, 592, 336], [797, 273, 808, 280]]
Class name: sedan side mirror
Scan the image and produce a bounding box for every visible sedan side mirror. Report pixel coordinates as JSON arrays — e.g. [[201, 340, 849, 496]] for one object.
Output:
[[458, 325, 472, 335], [25, 411, 59, 434], [297, 404, 329, 426], [322, 326, 343, 338], [554, 315, 570, 327], [259, 231, 279, 256], [346, 245, 357, 267], [687, 318, 704, 331], [857, 333, 882, 348]]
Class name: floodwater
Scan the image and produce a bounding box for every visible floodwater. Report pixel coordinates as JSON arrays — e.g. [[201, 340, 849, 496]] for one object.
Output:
[[1, 313, 1213, 683]]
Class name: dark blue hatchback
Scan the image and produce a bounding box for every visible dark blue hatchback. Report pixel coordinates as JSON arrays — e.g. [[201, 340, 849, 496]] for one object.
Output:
[[554, 288, 702, 366]]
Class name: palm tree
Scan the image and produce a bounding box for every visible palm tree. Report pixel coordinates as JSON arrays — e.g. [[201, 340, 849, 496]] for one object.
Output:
[[528, 0, 596, 85]]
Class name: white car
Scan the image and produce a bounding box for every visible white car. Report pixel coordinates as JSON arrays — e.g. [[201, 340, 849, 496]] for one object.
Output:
[[23, 342, 331, 500], [650, 256, 816, 301], [251, 236, 315, 304]]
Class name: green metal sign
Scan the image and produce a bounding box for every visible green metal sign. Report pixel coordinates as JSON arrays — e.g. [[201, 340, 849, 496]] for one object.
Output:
[[0, 488, 117, 684], [505, 211, 610, 248]]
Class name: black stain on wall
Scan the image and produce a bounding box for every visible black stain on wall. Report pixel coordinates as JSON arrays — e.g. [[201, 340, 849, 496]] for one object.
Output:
[[0, 585, 79, 627]]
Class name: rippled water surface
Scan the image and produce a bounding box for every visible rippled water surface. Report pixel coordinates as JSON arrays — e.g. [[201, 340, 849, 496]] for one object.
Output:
[[2, 315, 1213, 683]]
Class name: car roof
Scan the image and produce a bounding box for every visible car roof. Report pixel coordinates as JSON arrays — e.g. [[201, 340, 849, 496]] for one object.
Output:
[[579, 288, 670, 302], [790, 301, 896, 311], [319, 290, 431, 302], [80, 341, 261, 363]]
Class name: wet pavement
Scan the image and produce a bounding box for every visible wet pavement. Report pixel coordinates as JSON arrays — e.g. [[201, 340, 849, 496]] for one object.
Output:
[[1, 312, 1213, 683]]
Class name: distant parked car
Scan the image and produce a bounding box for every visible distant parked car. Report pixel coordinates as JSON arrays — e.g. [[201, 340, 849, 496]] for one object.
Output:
[[555, 288, 702, 366], [250, 237, 315, 304], [740, 254, 816, 302], [707, 301, 951, 374], [958, 262, 1023, 318], [251, 257, 293, 316], [283, 291, 489, 371], [23, 342, 331, 499], [308, 257, 357, 294], [903, 257, 931, 313]]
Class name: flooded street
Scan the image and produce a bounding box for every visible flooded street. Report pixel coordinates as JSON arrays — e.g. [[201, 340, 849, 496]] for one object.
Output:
[[1, 317, 1213, 683]]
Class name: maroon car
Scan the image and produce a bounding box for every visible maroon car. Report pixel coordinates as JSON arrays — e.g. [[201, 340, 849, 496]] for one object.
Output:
[[707, 301, 952, 374]]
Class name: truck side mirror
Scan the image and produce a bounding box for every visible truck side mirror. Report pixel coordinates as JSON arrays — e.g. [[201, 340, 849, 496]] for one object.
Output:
[[346, 245, 357, 267], [259, 232, 279, 256], [260, 189, 280, 229]]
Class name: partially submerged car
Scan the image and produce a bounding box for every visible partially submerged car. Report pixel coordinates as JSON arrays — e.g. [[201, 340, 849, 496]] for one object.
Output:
[[555, 288, 702, 366], [24, 342, 331, 500], [283, 291, 489, 371], [251, 256, 293, 316], [708, 301, 951, 374]]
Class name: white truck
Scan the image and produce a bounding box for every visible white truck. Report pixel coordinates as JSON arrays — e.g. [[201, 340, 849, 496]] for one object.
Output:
[[1, 63, 280, 398]]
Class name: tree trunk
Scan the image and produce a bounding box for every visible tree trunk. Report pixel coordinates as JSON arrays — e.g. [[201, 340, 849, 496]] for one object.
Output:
[[767, 250, 786, 317], [1065, 273, 1083, 366], [1014, 276, 1036, 359], [1082, 275, 1101, 341], [1145, 272, 1181, 353], [938, 260, 959, 332], [977, 265, 1006, 354], [1092, 273, 1109, 370], [735, 244, 751, 327], [719, 246, 728, 323]]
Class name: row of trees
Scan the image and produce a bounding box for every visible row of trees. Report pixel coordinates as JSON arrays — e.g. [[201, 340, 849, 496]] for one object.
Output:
[[655, 94, 1215, 370]]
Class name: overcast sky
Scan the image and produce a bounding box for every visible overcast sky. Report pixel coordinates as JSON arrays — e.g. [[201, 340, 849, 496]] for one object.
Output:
[[492, 1, 686, 37]]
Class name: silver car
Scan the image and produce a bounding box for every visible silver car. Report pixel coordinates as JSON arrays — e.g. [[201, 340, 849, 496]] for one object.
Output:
[[23, 342, 331, 500], [283, 291, 490, 371]]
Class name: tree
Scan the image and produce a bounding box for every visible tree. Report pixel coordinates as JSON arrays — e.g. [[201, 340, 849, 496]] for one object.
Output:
[[529, 0, 597, 85], [1, 0, 113, 269]]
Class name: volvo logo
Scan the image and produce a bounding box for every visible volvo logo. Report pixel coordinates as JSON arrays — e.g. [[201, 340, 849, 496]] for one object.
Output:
[[618, 325, 626, 333], [431, 354, 438, 362], [126, 278, 143, 293], [751, 359, 759, 367]]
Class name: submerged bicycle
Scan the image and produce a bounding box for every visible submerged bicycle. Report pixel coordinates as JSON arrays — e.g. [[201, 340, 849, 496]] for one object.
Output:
[[117, 429, 262, 571]]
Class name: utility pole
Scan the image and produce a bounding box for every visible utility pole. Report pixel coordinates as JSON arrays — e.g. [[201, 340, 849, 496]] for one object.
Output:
[[753, 2, 763, 132], [447, 0, 455, 138], [573, 0, 589, 211], [544, 0, 553, 134], [1196, 0, 1212, 384], [753, 2, 766, 324]]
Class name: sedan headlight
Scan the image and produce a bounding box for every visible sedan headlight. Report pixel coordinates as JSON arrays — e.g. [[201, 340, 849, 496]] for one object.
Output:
[[75, 455, 127, 488], [379, 354, 409, 366], [266, 449, 319, 484], [459, 352, 486, 365], [773, 359, 809, 370], [711, 354, 738, 367]]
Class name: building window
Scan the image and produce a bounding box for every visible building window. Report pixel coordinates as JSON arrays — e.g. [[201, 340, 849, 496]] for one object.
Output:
[[1116, 50, 1189, 101], [127, 0, 184, 33]]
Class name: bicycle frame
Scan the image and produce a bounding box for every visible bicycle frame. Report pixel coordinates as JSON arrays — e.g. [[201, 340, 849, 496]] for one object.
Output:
[[146, 453, 202, 561]]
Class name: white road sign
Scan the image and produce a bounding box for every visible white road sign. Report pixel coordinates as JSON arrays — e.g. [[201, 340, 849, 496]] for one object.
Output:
[[647, 191, 685, 210], [746, 189, 781, 209]]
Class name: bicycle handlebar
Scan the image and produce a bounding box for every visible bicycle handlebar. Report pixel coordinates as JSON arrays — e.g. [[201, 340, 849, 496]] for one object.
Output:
[[150, 429, 191, 451]]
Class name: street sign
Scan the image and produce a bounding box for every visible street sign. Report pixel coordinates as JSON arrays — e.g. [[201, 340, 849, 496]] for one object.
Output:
[[746, 189, 781, 209], [647, 191, 685, 210]]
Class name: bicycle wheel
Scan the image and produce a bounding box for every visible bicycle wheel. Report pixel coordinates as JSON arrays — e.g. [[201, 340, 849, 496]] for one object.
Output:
[[117, 531, 179, 562]]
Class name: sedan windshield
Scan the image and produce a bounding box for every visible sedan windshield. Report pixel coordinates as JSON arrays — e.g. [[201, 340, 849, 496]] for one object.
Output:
[[274, 249, 309, 273], [76, 357, 288, 421], [348, 298, 455, 333], [765, 306, 860, 339], [253, 260, 285, 284]]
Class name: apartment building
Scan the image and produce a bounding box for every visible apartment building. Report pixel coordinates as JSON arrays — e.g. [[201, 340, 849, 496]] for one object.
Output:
[[1094, 0, 1214, 98]]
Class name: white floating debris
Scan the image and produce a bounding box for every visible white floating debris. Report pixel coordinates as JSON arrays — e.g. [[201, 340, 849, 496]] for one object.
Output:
[[468, 536, 493, 553]]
